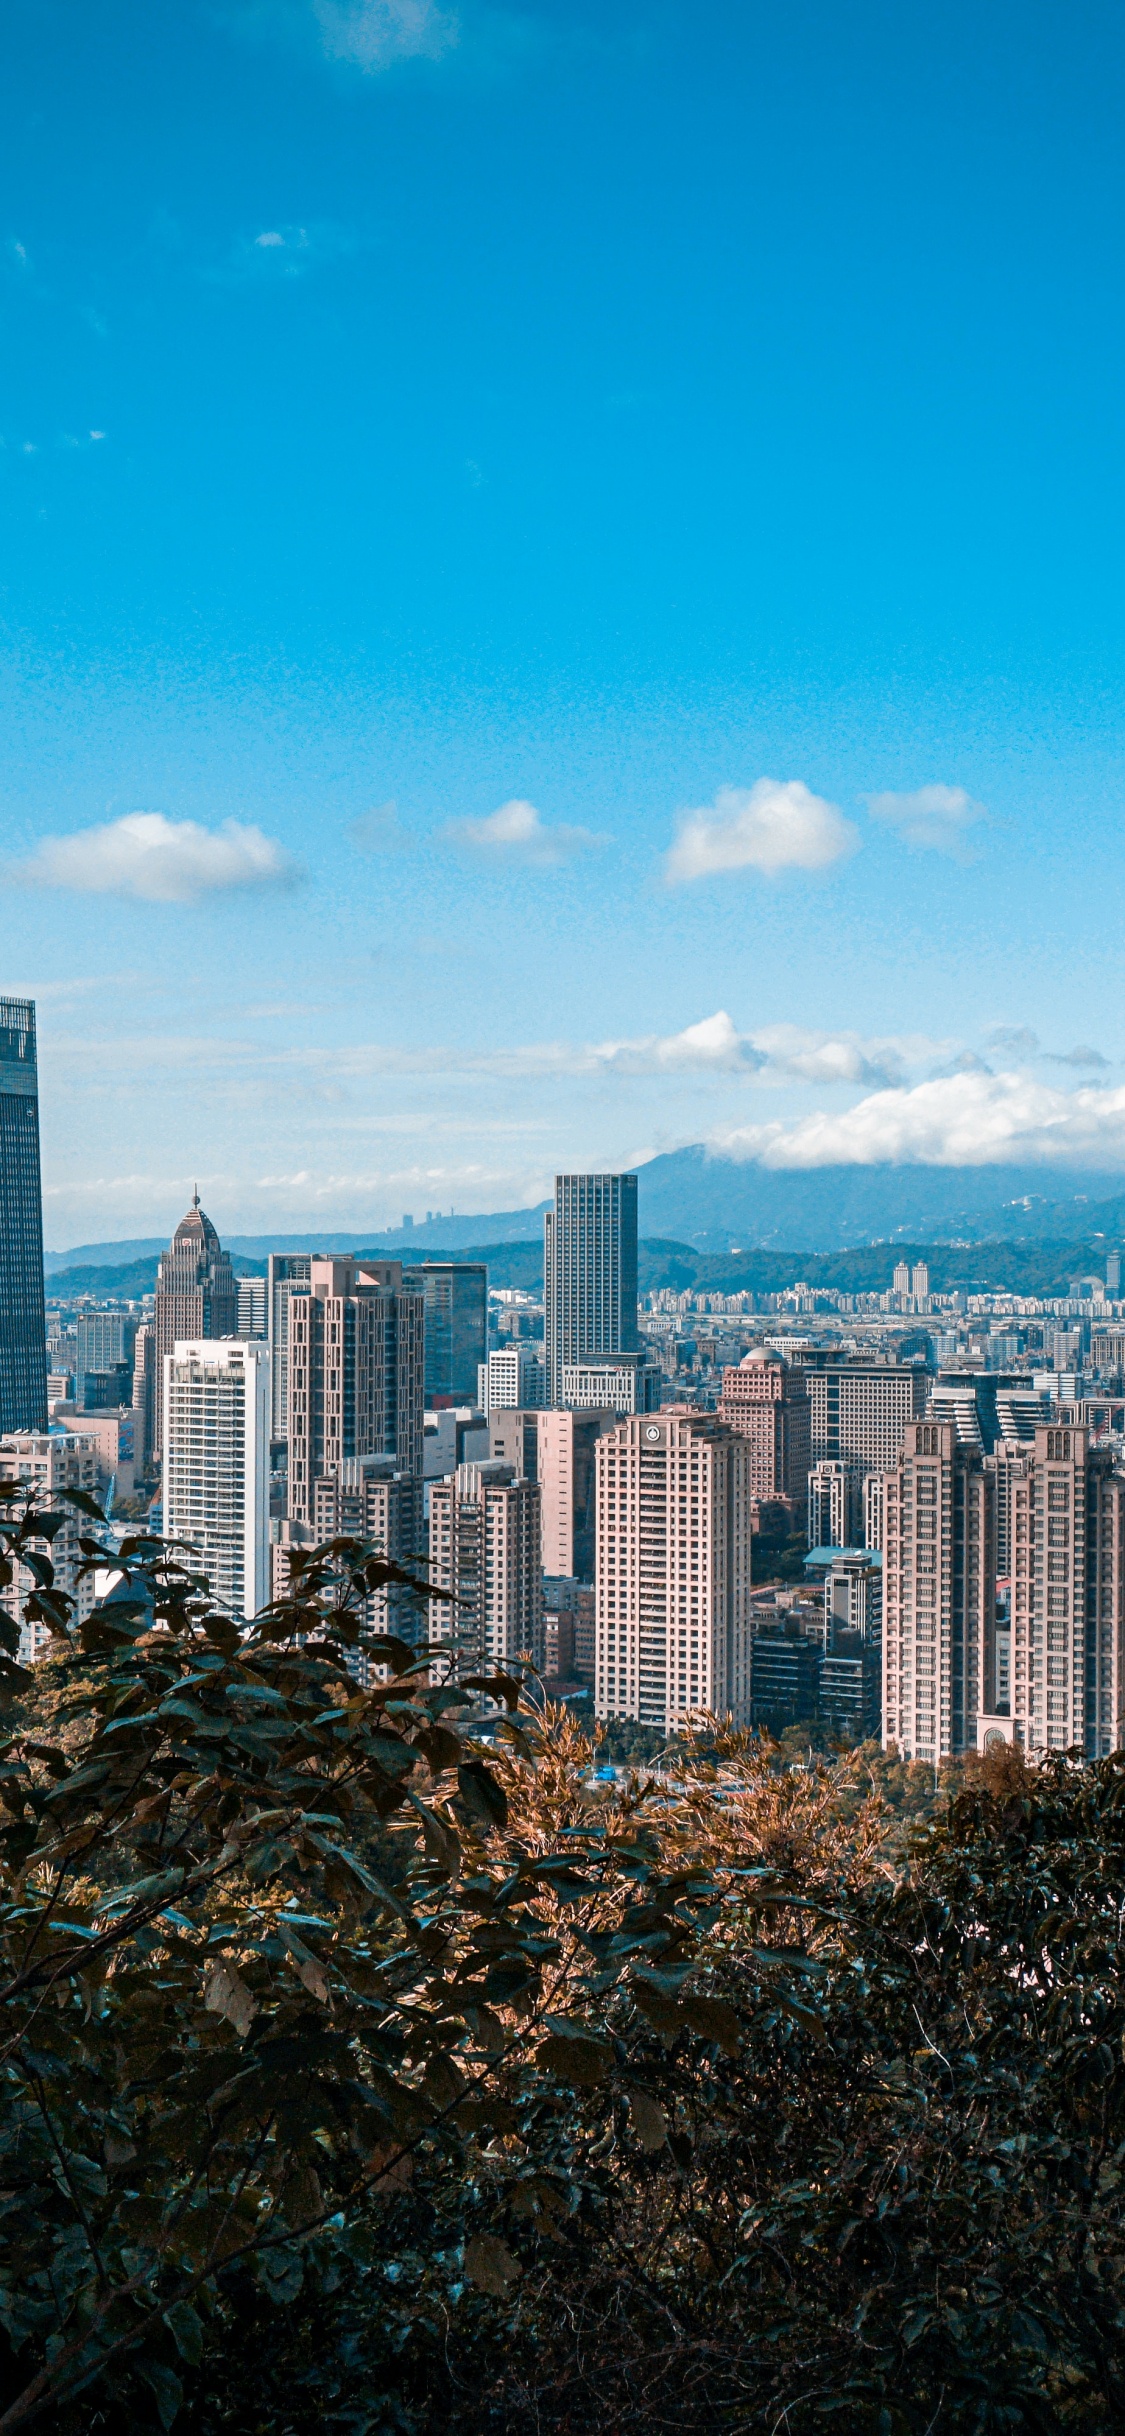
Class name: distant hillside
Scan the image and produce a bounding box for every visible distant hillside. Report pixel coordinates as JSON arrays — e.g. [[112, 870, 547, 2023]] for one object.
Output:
[[44, 1232, 1120, 1305]]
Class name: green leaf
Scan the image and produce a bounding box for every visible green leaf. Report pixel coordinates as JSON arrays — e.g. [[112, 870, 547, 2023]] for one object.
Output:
[[457, 1761, 508, 1831], [164, 2300, 204, 2367]]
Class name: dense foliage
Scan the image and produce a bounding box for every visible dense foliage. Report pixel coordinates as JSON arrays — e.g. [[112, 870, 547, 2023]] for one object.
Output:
[[5, 1485, 1125, 2432]]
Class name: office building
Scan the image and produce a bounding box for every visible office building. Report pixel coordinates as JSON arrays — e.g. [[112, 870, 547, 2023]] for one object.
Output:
[[819, 1634, 882, 1742], [544, 1172, 639, 1407], [544, 1582, 595, 1683], [428, 1461, 543, 1673], [403, 1262, 487, 1405], [287, 1259, 424, 1525], [807, 1457, 853, 1549], [749, 1630, 820, 1737], [559, 1356, 659, 1413], [594, 1411, 753, 1735], [0, 999, 46, 1434], [131, 1322, 157, 1476], [718, 1350, 811, 1516], [162, 1339, 270, 1620], [153, 1197, 238, 1458], [423, 1404, 489, 1480], [537, 1407, 620, 1580], [802, 1363, 929, 1501], [75, 1310, 137, 1411], [824, 1549, 883, 1644], [881, 1421, 995, 1764], [0, 1432, 101, 1661], [488, 1406, 539, 1483], [1002, 1425, 1125, 1760], [927, 1373, 1048, 1452], [267, 1253, 312, 1442], [478, 1344, 546, 1413], [237, 1277, 268, 1339]]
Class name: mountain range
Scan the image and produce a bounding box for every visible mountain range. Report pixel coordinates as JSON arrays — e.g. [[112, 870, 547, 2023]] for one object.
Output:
[[44, 1145, 1125, 1275]]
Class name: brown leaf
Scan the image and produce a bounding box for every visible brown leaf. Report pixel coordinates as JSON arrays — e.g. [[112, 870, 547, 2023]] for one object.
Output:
[[464, 2232, 521, 2296], [628, 2089, 668, 2152], [203, 1961, 257, 2039]]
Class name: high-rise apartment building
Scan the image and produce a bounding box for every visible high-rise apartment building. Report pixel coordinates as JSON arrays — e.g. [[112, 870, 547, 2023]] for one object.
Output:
[[718, 1350, 811, 1515], [537, 1407, 620, 1581], [1002, 1425, 1125, 1760], [153, 1197, 238, 1459], [402, 1262, 487, 1405], [0, 1432, 101, 1660], [594, 1411, 753, 1735], [162, 1338, 270, 1620], [287, 1258, 423, 1525], [428, 1461, 543, 1673], [543, 1172, 639, 1407], [131, 1322, 157, 1476], [912, 1263, 930, 1304], [309, 1456, 426, 1646], [267, 1253, 311, 1443], [893, 1261, 911, 1298], [0, 999, 46, 1434], [807, 1457, 853, 1549], [881, 1421, 995, 1764], [478, 1344, 545, 1413]]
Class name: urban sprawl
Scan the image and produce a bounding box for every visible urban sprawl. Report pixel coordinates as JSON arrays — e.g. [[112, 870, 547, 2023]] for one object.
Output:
[[4, 994, 1123, 1767]]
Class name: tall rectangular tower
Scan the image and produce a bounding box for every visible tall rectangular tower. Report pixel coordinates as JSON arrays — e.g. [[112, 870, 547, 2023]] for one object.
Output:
[[0, 999, 47, 1434], [427, 1461, 543, 1673], [162, 1339, 270, 1620], [543, 1172, 639, 1408], [1004, 1424, 1125, 1759], [287, 1258, 424, 1525], [881, 1420, 995, 1763], [594, 1410, 753, 1735], [402, 1262, 487, 1405], [267, 1253, 312, 1443]]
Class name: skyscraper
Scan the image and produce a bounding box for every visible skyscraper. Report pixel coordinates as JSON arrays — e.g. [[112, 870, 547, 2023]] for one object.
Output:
[[594, 1410, 754, 1735], [402, 1262, 487, 1405], [162, 1338, 270, 1620], [537, 1406, 620, 1581], [428, 1461, 543, 1673], [286, 1258, 424, 1525], [543, 1172, 639, 1407], [267, 1253, 311, 1443], [1003, 1424, 1125, 1760], [153, 1196, 238, 1458], [0, 998, 47, 1434], [718, 1349, 811, 1516], [881, 1421, 995, 1764]]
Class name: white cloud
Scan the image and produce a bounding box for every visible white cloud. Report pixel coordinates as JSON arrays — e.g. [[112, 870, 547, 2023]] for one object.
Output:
[[313, 0, 458, 68], [7, 813, 300, 905], [664, 779, 859, 884], [714, 1069, 1125, 1171], [445, 798, 603, 867], [212, 220, 357, 284], [865, 783, 986, 857]]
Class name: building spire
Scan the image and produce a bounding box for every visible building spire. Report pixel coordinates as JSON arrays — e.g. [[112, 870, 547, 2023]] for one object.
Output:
[[193, 1183, 200, 1209]]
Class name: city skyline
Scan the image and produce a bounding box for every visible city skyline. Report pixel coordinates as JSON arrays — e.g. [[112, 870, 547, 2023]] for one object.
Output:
[[6, 5, 1125, 1238]]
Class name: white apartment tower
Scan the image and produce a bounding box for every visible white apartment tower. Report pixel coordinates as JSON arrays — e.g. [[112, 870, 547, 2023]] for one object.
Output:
[[807, 1457, 853, 1549], [0, 1432, 102, 1661], [881, 1421, 995, 1764], [1003, 1425, 1125, 1759], [287, 1259, 424, 1526], [594, 1411, 753, 1735], [428, 1461, 544, 1673], [478, 1344, 546, 1413], [163, 1339, 270, 1619]]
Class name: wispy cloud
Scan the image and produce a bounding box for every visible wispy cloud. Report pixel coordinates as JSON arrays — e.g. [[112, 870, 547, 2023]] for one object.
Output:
[[313, 0, 458, 68], [664, 779, 859, 885], [865, 783, 986, 859], [444, 797, 603, 867], [5, 813, 301, 906], [348, 800, 412, 853], [208, 220, 359, 285]]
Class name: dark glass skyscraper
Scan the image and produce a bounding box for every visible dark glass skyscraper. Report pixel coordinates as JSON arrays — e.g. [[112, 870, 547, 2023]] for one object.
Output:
[[402, 1262, 487, 1404], [543, 1172, 639, 1407], [0, 998, 47, 1433]]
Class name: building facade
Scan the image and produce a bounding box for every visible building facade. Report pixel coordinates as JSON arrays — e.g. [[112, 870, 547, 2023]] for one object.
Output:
[[267, 1253, 312, 1443], [559, 1356, 659, 1413], [153, 1197, 238, 1459], [880, 1421, 995, 1764], [0, 999, 46, 1435], [131, 1321, 157, 1476], [162, 1339, 270, 1619], [403, 1262, 487, 1405], [286, 1258, 424, 1525], [803, 1360, 929, 1477], [478, 1344, 546, 1413], [537, 1407, 620, 1580], [427, 1461, 544, 1673], [543, 1172, 639, 1407], [1002, 1425, 1125, 1760], [719, 1349, 811, 1515], [594, 1410, 753, 1735], [0, 1432, 101, 1660], [807, 1457, 853, 1549]]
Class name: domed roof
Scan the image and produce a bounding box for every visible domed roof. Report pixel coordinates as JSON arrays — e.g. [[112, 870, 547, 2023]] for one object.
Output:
[[741, 1344, 786, 1368], [172, 1188, 221, 1254]]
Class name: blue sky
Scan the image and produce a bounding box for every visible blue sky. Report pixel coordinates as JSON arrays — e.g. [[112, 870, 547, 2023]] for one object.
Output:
[[5, 0, 1125, 1245]]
